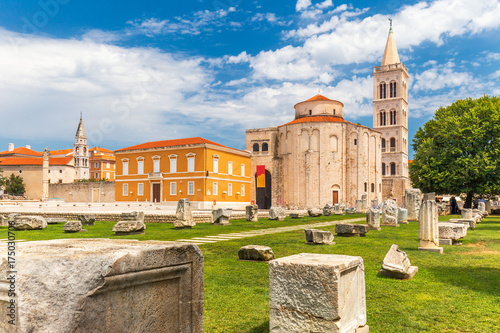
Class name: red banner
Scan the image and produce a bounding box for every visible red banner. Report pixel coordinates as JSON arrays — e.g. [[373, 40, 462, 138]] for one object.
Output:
[[257, 165, 265, 188]]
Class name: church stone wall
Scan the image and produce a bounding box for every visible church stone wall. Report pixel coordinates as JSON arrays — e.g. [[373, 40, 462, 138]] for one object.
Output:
[[49, 181, 115, 202]]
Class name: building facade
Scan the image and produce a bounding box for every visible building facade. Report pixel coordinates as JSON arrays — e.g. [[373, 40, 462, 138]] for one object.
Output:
[[372, 25, 411, 203], [89, 147, 116, 181], [246, 95, 383, 209], [115, 137, 251, 209]]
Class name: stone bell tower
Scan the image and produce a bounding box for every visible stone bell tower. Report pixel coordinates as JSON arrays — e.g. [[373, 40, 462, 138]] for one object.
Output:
[[73, 114, 89, 180], [372, 21, 411, 203]]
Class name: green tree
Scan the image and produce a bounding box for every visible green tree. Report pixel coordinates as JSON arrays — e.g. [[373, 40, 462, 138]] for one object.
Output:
[[410, 95, 500, 208], [4, 174, 26, 196], [0, 168, 4, 188]]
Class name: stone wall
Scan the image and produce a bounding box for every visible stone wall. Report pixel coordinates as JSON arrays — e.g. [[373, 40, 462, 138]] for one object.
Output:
[[49, 181, 115, 202]]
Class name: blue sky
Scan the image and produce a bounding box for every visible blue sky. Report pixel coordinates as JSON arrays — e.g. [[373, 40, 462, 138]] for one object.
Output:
[[0, 0, 499, 158]]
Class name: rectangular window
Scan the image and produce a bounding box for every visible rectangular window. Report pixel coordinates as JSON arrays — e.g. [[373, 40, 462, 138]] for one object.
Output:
[[241, 164, 245, 177], [106, 172, 110, 179], [94, 172, 99, 178], [241, 184, 245, 197], [94, 162, 99, 168], [106, 162, 110, 168], [188, 181, 195, 195], [188, 157, 195, 172], [122, 183, 128, 196], [213, 158, 219, 173], [228, 161, 233, 175], [137, 160, 144, 174], [228, 183, 232, 196], [170, 182, 177, 195], [213, 182, 218, 195], [153, 159, 160, 173], [138, 183, 144, 196], [122, 161, 129, 175], [170, 158, 177, 173]]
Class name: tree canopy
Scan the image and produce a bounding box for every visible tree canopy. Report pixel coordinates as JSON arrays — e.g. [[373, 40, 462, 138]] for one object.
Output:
[[409, 95, 500, 207], [4, 174, 26, 196]]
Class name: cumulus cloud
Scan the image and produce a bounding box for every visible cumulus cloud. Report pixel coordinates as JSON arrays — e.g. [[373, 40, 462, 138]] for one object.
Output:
[[413, 62, 476, 91]]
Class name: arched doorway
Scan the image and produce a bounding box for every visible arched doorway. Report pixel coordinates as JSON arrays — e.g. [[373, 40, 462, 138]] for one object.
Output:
[[255, 170, 272, 209]]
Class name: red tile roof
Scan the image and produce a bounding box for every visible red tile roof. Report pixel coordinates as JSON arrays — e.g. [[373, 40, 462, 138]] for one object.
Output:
[[305, 94, 333, 102], [116, 137, 227, 152], [0, 157, 73, 166], [0, 147, 42, 157], [280, 116, 348, 127], [90, 147, 114, 153], [50, 149, 74, 156]]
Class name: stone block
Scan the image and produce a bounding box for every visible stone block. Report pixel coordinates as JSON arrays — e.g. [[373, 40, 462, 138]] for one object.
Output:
[[335, 223, 369, 237], [121, 211, 145, 223], [356, 200, 364, 213], [439, 239, 453, 246], [304, 229, 335, 245], [405, 188, 422, 221], [112, 221, 146, 235], [289, 213, 302, 219], [269, 253, 368, 333], [269, 207, 286, 221], [0, 239, 204, 333], [438, 222, 467, 240], [345, 207, 357, 214], [77, 214, 96, 226], [461, 208, 473, 219], [307, 208, 322, 217], [63, 220, 84, 233], [382, 199, 398, 226], [477, 202, 486, 212], [245, 205, 259, 222], [418, 200, 443, 254], [13, 215, 47, 230], [361, 193, 368, 210], [174, 198, 195, 228], [46, 217, 67, 224], [323, 204, 333, 216], [397, 208, 408, 224], [366, 208, 381, 230], [423, 192, 435, 201], [238, 245, 275, 261], [379, 244, 418, 280], [212, 208, 232, 225], [447, 218, 476, 230], [334, 204, 344, 215], [0, 216, 7, 227]]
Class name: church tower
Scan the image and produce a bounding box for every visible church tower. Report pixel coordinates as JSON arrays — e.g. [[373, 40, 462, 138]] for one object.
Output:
[[73, 114, 89, 180], [372, 22, 411, 203]]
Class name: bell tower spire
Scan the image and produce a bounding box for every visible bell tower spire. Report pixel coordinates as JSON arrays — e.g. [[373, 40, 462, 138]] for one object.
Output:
[[381, 19, 400, 66], [73, 114, 89, 180]]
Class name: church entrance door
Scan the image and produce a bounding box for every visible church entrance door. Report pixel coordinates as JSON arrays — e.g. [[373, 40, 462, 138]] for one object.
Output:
[[152, 183, 161, 203], [332, 191, 339, 205], [255, 170, 272, 209]]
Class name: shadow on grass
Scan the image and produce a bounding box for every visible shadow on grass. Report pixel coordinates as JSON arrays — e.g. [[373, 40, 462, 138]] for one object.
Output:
[[248, 321, 269, 333], [428, 266, 500, 298]]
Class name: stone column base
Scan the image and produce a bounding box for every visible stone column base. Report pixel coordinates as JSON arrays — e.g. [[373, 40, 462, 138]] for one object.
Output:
[[418, 246, 443, 253], [381, 223, 400, 227], [356, 325, 370, 333]]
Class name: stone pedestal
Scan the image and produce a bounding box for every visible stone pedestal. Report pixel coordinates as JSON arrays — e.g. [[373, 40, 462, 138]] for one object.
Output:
[[121, 211, 145, 223], [245, 205, 258, 222], [269, 207, 286, 221], [461, 208, 473, 219], [405, 188, 422, 221], [269, 253, 368, 333], [212, 208, 232, 225], [334, 204, 343, 215], [418, 200, 443, 253], [381, 200, 398, 226], [174, 199, 195, 228], [323, 204, 333, 216], [397, 208, 408, 224], [0, 239, 204, 333], [238, 245, 274, 261], [379, 244, 418, 280], [356, 200, 364, 213], [304, 229, 335, 245], [438, 222, 467, 245], [366, 208, 381, 230], [361, 193, 368, 210]]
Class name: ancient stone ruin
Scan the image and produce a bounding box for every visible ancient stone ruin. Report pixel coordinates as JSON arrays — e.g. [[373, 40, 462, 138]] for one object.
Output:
[[46, 217, 67, 224], [334, 204, 344, 215], [381, 199, 398, 226], [238, 245, 275, 261], [398, 207, 408, 224], [0, 239, 204, 333], [438, 222, 467, 245], [63, 220, 85, 233], [112, 221, 146, 235], [418, 200, 443, 253], [212, 208, 233, 225], [405, 188, 422, 221], [304, 229, 335, 245], [366, 208, 381, 230], [307, 208, 323, 217], [269, 253, 369, 333], [379, 244, 418, 280], [77, 214, 96, 226], [12, 215, 47, 230], [174, 198, 195, 229], [323, 204, 333, 216], [269, 207, 286, 221], [245, 205, 259, 222], [335, 223, 369, 237]]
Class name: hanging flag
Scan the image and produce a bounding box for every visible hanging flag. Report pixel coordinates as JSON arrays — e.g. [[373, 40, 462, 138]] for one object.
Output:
[[256, 165, 266, 188]]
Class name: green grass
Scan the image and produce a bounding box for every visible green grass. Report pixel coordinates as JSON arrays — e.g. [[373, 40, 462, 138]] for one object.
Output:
[[2, 214, 499, 332]]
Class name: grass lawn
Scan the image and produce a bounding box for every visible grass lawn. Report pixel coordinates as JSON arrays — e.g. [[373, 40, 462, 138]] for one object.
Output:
[[2, 214, 499, 332]]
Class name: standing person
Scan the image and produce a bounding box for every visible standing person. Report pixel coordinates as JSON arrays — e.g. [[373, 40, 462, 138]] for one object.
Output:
[[450, 196, 458, 214]]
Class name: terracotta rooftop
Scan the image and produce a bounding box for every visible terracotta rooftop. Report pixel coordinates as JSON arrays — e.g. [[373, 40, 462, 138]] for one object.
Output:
[[0, 156, 73, 166], [115, 137, 229, 152], [50, 149, 74, 156], [0, 147, 42, 157], [280, 116, 348, 127], [305, 94, 333, 102], [90, 147, 114, 154]]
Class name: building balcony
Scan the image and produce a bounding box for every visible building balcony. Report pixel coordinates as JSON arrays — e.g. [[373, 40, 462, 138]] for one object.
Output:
[[148, 172, 163, 180]]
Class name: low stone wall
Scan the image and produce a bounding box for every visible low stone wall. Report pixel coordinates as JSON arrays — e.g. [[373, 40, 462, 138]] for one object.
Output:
[[49, 182, 115, 202]]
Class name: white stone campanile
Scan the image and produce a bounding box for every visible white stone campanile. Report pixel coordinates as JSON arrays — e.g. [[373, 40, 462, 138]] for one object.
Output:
[[73, 114, 89, 180], [373, 23, 411, 203]]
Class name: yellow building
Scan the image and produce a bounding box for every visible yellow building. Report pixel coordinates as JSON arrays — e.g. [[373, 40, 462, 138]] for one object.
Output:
[[89, 147, 116, 181], [115, 137, 251, 209]]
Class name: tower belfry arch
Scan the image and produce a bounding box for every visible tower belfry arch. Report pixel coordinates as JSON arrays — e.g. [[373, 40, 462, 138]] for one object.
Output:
[[73, 114, 90, 180]]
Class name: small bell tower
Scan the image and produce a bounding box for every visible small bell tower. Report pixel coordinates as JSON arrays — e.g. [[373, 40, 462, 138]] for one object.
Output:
[[73, 113, 89, 180]]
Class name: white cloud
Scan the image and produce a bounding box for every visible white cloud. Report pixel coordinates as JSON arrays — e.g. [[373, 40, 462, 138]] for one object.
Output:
[[227, 51, 251, 64], [251, 13, 291, 26], [296, 0, 312, 12], [413, 62, 476, 91], [491, 70, 500, 79]]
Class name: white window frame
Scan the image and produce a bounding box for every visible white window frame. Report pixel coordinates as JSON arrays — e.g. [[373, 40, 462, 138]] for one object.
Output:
[[213, 155, 219, 174], [213, 182, 218, 195], [228, 161, 233, 175], [228, 183, 232, 196], [153, 155, 161, 173], [241, 163, 245, 177], [94, 172, 99, 178], [137, 158, 144, 175], [187, 153, 196, 173], [122, 159, 129, 175], [138, 183, 144, 196], [170, 182, 177, 196], [94, 162, 99, 168], [169, 155, 177, 173], [122, 183, 128, 196], [106, 172, 110, 179], [188, 181, 195, 195], [241, 184, 245, 197], [106, 162, 110, 168]]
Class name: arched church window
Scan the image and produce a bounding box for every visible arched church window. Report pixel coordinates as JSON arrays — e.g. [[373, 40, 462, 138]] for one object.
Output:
[[380, 111, 386, 126], [381, 138, 386, 152], [390, 81, 397, 98], [309, 110, 312, 115], [393, 111, 396, 125], [390, 138, 396, 152], [354, 139, 357, 145], [380, 83, 386, 99], [390, 163, 396, 175], [252, 143, 259, 152], [371, 183, 375, 192], [364, 182, 367, 192], [262, 143, 269, 152], [382, 163, 386, 176], [389, 111, 393, 125], [333, 109, 336, 115]]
